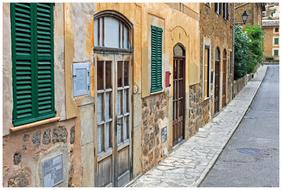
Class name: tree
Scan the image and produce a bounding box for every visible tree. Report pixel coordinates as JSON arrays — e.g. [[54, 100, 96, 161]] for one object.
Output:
[[234, 25, 249, 79]]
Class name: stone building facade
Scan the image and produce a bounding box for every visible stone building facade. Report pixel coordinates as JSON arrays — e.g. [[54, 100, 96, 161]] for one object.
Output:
[[3, 3, 201, 187], [3, 2, 236, 187], [262, 20, 280, 61], [199, 3, 234, 125], [234, 3, 265, 26]]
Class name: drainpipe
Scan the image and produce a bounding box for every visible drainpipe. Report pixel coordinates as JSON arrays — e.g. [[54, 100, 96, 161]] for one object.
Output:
[[232, 4, 235, 99]]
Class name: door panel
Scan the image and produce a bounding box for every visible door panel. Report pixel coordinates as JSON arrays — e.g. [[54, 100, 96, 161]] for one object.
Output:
[[222, 53, 227, 107], [95, 54, 131, 187], [214, 60, 220, 113], [173, 58, 185, 146]]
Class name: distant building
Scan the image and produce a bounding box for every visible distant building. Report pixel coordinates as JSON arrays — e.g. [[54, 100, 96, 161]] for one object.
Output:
[[262, 20, 280, 61]]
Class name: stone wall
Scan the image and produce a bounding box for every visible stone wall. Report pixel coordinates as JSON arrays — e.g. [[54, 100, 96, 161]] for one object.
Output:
[[141, 91, 170, 171], [199, 3, 234, 118], [188, 84, 203, 138], [3, 119, 76, 187]]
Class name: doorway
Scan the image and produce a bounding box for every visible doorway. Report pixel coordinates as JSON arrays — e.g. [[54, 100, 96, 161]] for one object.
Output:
[[222, 49, 227, 107], [173, 44, 185, 146], [94, 12, 133, 187], [214, 47, 220, 114]]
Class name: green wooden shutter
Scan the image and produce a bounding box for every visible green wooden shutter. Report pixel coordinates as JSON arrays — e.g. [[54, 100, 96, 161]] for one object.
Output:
[[36, 3, 55, 116], [151, 26, 163, 93], [11, 3, 55, 126]]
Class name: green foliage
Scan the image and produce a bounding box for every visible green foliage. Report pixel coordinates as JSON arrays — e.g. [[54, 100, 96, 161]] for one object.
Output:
[[234, 25, 264, 79]]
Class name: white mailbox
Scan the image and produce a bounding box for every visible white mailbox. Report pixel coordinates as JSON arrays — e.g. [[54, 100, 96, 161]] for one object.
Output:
[[73, 62, 90, 97]]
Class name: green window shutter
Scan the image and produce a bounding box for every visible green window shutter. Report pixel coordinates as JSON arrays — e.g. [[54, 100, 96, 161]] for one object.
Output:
[[11, 3, 55, 126], [274, 38, 279, 45], [151, 26, 163, 93]]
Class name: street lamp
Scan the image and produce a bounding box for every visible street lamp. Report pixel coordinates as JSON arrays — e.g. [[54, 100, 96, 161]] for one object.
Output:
[[242, 11, 249, 24]]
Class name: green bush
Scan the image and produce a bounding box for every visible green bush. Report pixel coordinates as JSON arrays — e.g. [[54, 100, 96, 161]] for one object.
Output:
[[234, 25, 249, 79], [234, 25, 264, 79]]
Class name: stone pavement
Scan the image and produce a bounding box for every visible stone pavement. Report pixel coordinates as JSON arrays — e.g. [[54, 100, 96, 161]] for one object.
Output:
[[129, 65, 268, 187]]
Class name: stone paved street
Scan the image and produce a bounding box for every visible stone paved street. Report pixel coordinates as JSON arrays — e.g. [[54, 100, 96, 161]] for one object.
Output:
[[200, 65, 279, 187], [129, 65, 268, 187]]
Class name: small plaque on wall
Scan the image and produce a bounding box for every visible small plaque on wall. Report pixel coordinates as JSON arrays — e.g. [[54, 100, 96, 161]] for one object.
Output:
[[42, 154, 64, 187], [73, 62, 90, 97], [161, 127, 167, 143]]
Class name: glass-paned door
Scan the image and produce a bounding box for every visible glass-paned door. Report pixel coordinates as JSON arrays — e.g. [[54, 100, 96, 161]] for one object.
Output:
[[95, 54, 131, 187]]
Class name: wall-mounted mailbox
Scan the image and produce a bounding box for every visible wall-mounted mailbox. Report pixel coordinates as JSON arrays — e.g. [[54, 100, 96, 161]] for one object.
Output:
[[73, 62, 90, 97], [165, 71, 171, 87], [42, 154, 64, 187]]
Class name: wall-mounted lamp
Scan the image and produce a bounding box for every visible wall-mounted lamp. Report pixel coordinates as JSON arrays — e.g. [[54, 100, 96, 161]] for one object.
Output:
[[242, 10, 249, 24]]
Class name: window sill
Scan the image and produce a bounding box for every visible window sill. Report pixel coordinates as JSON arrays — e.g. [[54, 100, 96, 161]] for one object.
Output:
[[150, 89, 164, 96], [10, 116, 60, 133]]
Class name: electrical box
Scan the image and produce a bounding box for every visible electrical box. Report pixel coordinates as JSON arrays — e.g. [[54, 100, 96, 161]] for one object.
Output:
[[165, 71, 171, 87], [42, 154, 64, 187], [73, 62, 90, 97]]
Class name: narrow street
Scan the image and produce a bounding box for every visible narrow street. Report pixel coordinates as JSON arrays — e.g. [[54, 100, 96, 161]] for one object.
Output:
[[200, 65, 279, 187]]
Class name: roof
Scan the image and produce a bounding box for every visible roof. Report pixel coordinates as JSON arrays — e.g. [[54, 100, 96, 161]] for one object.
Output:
[[262, 19, 279, 27]]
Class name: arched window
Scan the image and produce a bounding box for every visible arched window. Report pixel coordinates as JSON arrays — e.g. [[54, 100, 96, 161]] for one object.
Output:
[[94, 11, 132, 51], [173, 44, 185, 57], [215, 47, 220, 62]]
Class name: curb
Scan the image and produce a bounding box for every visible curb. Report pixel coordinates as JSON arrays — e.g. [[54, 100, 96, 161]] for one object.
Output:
[[194, 65, 268, 187]]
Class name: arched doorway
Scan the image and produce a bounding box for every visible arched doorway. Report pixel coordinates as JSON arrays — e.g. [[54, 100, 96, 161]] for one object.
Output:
[[94, 11, 132, 187], [222, 49, 227, 107], [214, 47, 221, 113], [173, 44, 185, 146]]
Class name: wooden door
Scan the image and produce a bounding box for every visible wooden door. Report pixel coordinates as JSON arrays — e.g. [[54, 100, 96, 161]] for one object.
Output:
[[173, 56, 185, 146], [95, 54, 132, 187], [222, 50, 227, 107], [214, 57, 220, 113]]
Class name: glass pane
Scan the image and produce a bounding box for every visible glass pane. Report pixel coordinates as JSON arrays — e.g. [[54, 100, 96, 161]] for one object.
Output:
[[100, 18, 103, 46], [173, 101, 176, 120], [105, 122, 111, 149], [106, 61, 112, 89], [179, 100, 183, 116], [94, 19, 98, 47], [97, 94, 103, 123], [104, 17, 119, 48], [116, 90, 122, 115], [117, 61, 123, 87], [105, 92, 111, 121], [123, 117, 129, 140], [116, 118, 123, 144], [179, 80, 184, 98], [179, 60, 184, 78], [124, 61, 129, 86], [174, 45, 184, 57], [123, 26, 128, 49], [97, 61, 104, 90], [123, 90, 129, 113], [98, 125, 104, 153]]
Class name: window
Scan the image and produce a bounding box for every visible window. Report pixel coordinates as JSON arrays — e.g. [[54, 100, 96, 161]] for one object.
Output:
[[223, 3, 229, 20], [204, 46, 210, 98], [274, 27, 279, 33], [273, 37, 279, 45], [94, 13, 131, 50], [273, 49, 279, 56], [205, 3, 211, 7], [151, 25, 163, 93], [11, 3, 55, 126], [215, 3, 221, 15]]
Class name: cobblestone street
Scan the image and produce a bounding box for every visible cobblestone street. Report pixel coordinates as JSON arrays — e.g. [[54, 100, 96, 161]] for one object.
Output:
[[129, 65, 268, 187]]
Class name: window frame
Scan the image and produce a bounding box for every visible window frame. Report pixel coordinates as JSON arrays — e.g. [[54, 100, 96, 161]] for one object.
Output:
[[11, 3, 55, 127], [203, 45, 211, 99], [273, 37, 279, 46], [273, 48, 279, 56], [94, 11, 133, 53], [150, 25, 163, 94], [215, 3, 222, 15], [273, 27, 279, 34]]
